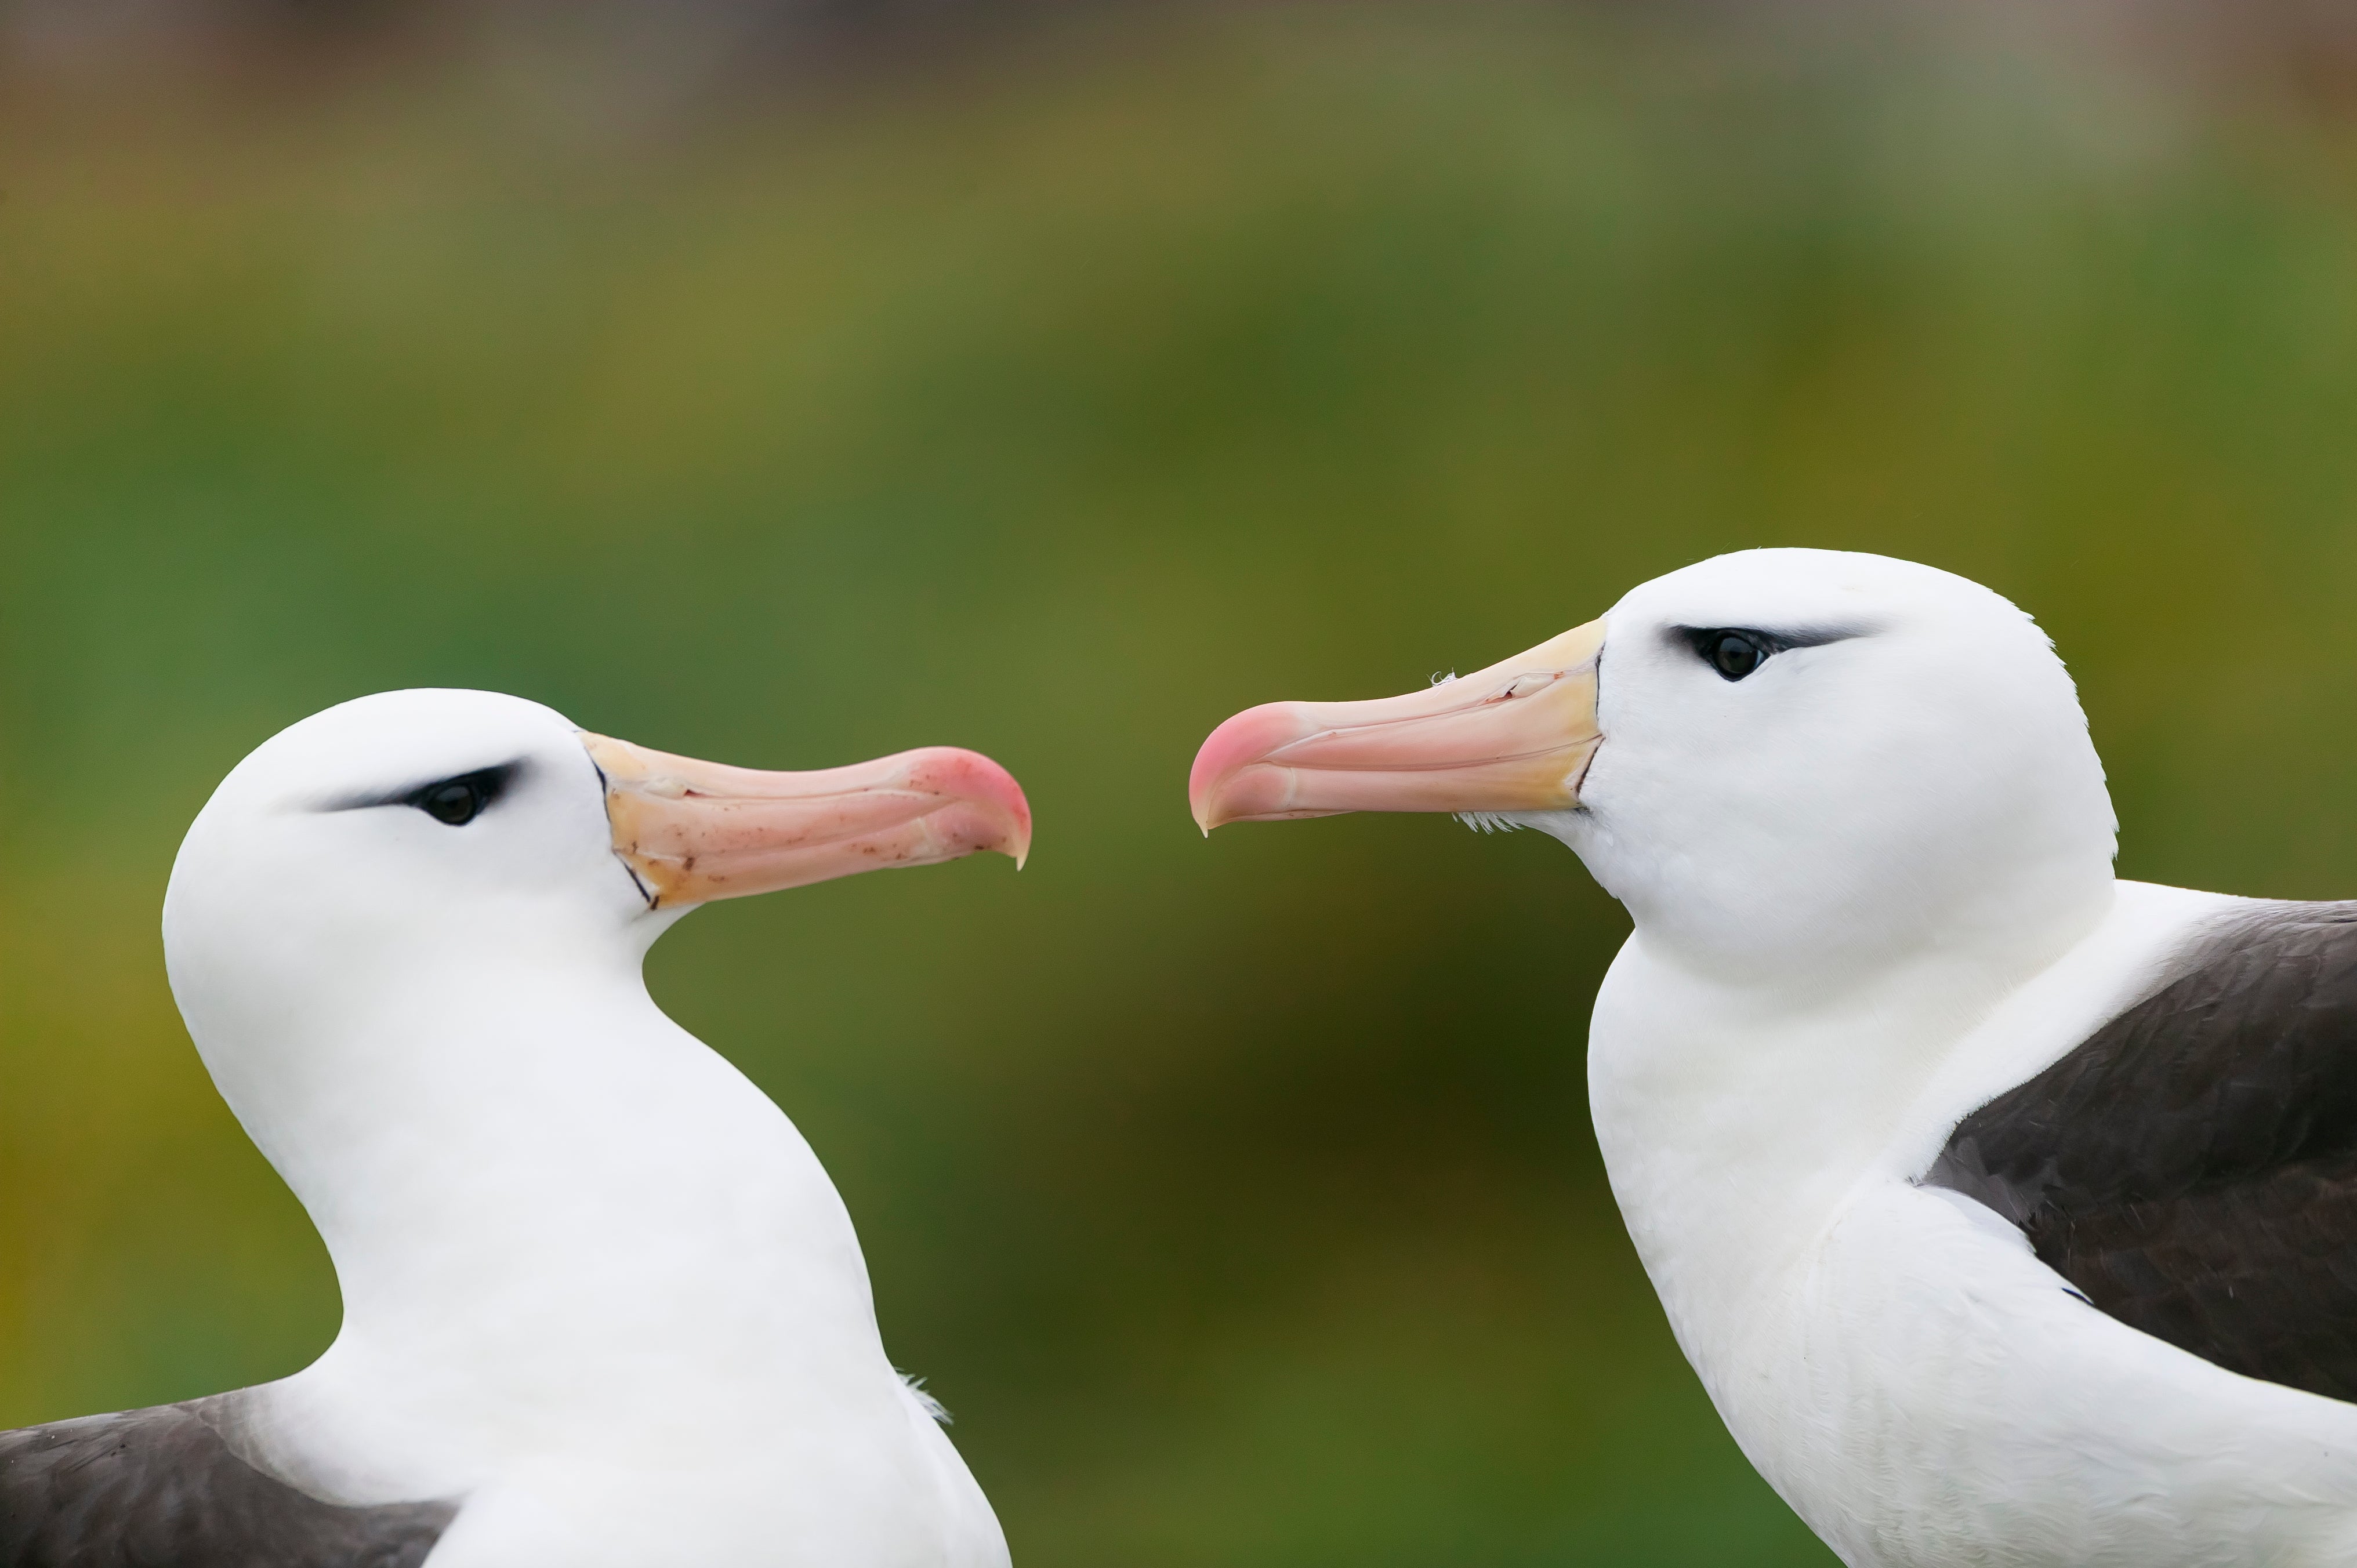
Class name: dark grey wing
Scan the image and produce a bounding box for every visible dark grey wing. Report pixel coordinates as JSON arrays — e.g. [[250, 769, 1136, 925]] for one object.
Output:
[[1927, 902, 2357, 1403], [0, 1396, 457, 1568]]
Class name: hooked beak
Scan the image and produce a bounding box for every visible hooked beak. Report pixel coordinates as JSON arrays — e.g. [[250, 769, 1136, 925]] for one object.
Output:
[[1188, 619, 1605, 832], [579, 734, 1032, 909]]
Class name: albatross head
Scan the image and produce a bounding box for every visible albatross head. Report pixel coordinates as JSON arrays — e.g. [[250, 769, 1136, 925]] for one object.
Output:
[[164, 688, 1031, 1098], [1191, 548, 2116, 986]]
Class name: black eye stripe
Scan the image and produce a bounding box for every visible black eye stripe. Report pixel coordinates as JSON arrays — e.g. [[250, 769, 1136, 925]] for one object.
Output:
[[1676, 625, 1859, 683], [320, 760, 527, 820], [401, 765, 516, 827]]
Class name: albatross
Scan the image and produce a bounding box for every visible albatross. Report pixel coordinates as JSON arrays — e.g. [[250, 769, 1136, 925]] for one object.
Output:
[[1191, 548, 2357, 1565], [0, 688, 1027, 1568]]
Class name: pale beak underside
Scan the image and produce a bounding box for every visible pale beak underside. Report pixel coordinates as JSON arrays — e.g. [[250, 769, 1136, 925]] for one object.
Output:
[[1188, 619, 1606, 832]]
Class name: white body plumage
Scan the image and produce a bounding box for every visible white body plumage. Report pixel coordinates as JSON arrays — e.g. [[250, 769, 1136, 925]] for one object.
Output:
[[1590, 879, 2357, 1567], [149, 689, 1020, 1567]]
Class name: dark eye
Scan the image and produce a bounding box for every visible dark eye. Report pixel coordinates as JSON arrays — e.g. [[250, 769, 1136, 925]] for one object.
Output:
[[1702, 630, 1771, 681], [405, 767, 512, 827], [419, 781, 483, 825]]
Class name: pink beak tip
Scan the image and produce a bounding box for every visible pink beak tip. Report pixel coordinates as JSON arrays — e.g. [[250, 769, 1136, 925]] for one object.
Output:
[[1189, 701, 1308, 836], [924, 745, 1033, 868]]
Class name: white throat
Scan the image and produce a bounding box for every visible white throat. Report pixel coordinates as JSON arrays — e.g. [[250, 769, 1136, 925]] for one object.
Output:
[[169, 920, 897, 1480], [1591, 885, 2094, 1254]]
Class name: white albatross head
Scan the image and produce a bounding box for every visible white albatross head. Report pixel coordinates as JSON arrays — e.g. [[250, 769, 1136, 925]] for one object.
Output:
[[165, 688, 1031, 1034], [1191, 548, 2117, 989]]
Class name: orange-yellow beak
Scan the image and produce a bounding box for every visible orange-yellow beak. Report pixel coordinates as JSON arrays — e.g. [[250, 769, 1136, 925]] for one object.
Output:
[[580, 733, 1031, 909], [1188, 619, 1605, 832]]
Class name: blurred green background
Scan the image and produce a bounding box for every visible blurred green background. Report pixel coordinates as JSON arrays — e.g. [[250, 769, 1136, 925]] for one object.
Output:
[[5, 3, 2357, 1563]]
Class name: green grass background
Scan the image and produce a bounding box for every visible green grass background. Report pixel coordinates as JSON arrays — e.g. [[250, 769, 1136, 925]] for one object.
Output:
[[5, 6, 2357, 1563]]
